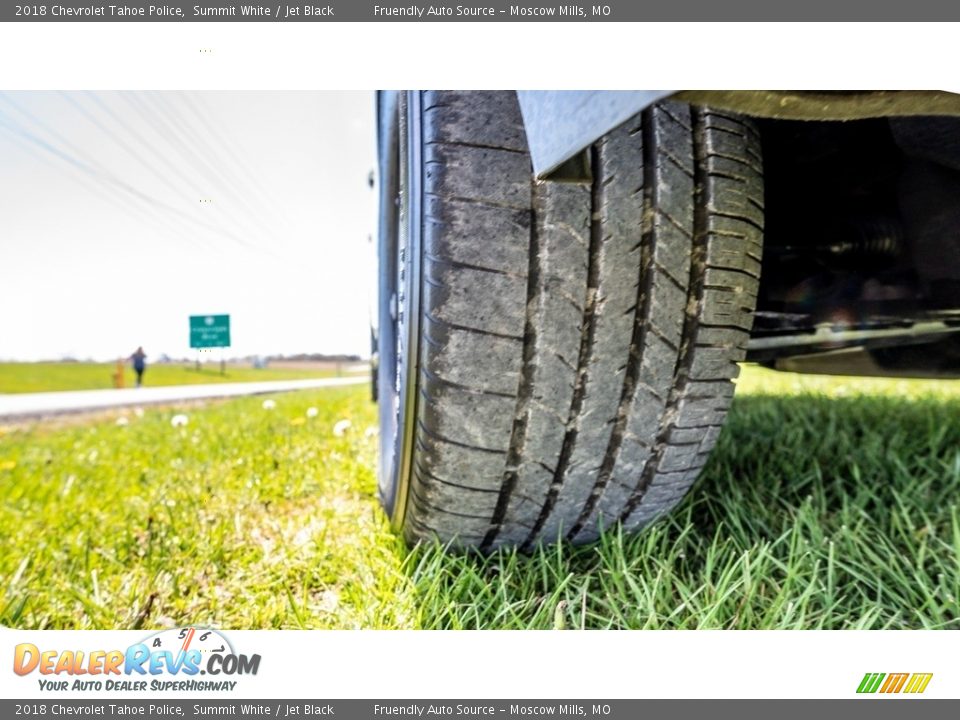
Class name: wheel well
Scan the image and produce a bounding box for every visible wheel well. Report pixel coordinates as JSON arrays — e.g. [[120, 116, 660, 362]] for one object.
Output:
[[750, 113, 960, 372]]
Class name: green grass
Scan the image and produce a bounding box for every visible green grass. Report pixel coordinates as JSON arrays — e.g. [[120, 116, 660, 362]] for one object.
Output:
[[0, 362, 362, 394], [0, 387, 411, 629], [2, 366, 960, 629]]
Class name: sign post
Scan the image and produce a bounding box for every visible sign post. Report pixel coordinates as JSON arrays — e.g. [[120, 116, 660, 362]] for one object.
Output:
[[189, 314, 231, 375]]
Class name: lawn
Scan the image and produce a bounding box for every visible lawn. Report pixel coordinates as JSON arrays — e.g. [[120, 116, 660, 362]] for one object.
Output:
[[0, 362, 364, 394], [1, 365, 959, 630]]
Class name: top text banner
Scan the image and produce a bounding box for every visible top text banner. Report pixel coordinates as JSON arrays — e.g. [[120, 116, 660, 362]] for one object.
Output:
[[4, 0, 960, 21]]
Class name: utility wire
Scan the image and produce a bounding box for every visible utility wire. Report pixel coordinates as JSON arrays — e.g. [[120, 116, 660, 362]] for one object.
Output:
[[138, 92, 279, 240], [73, 91, 268, 248], [0, 97, 267, 254]]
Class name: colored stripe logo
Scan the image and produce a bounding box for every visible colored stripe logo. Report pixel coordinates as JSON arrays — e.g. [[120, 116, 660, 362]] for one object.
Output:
[[857, 672, 933, 694]]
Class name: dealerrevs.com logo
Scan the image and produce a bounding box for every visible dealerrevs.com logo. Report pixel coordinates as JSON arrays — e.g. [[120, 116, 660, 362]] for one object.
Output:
[[13, 627, 261, 693], [856, 673, 933, 695]]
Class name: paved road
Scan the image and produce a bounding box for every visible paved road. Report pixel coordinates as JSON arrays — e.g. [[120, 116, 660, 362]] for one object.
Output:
[[0, 376, 368, 421]]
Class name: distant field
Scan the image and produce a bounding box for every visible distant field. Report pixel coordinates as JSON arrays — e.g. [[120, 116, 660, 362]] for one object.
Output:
[[0, 361, 368, 394]]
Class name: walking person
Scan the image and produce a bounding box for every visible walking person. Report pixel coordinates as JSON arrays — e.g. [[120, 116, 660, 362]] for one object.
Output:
[[130, 346, 147, 387]]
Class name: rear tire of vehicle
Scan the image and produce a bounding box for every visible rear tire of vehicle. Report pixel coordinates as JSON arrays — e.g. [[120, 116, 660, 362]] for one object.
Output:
[[378, 91, 764, 550]]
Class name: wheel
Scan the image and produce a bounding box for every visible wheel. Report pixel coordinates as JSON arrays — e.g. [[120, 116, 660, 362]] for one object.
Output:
[[377, 90, 764, 550]]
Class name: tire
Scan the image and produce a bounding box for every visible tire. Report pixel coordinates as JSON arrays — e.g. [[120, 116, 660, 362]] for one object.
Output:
[[378, 90, 764, 550]]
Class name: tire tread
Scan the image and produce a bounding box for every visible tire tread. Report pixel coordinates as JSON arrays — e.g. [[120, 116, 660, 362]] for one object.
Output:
[[402, 91, 764, 548]]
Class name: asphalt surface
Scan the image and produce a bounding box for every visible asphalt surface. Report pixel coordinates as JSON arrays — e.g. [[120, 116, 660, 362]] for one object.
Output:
[[0, 376, 368, 421]]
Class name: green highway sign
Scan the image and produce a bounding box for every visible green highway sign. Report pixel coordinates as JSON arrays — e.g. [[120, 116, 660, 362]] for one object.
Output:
[[189, 314, 231, 349]]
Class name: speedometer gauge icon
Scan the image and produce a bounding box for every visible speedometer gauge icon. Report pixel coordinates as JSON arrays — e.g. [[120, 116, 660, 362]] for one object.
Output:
[[140, 627, 234, 659]]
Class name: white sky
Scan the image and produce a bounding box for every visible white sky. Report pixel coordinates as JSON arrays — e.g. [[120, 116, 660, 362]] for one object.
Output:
[[0, 91, 377, 362]]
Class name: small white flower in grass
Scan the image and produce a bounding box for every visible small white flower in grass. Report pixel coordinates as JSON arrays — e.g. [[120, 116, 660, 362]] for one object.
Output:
[[333, 419, 352, 437], [316, 589, 339, 613], [262, 399, 276, 410], [364, 426, 378, 439], [133, 407, 144, 418], [171, 414, 189, 428], [115, 417, 129, 427], [306, 407, 318, 418]]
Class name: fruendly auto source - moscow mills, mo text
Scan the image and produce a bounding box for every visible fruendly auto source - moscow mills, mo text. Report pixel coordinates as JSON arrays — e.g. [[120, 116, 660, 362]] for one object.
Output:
[[373, 4, 607, 17]]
